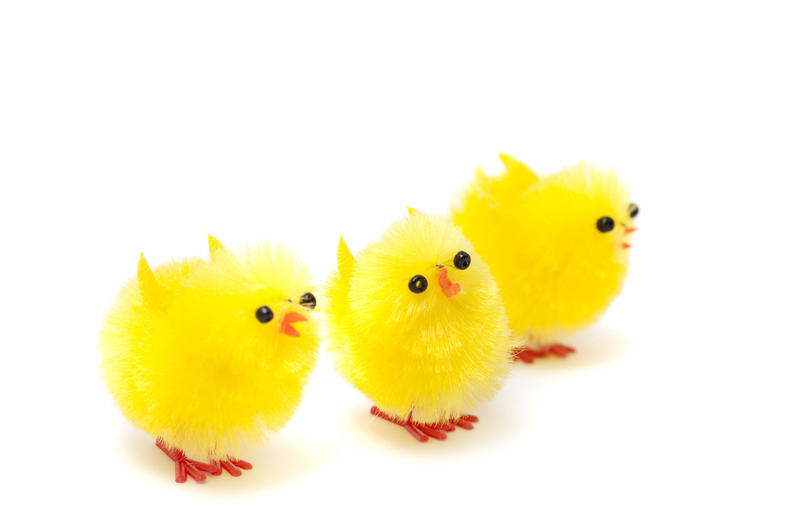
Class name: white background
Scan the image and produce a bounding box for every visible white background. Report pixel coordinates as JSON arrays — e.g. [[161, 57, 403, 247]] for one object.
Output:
[[1, 1, 798, 530]]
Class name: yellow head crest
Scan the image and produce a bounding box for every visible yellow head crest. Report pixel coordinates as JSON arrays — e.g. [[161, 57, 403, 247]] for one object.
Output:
[[137, 254, 169, 310], [337, 236, 355, 278]]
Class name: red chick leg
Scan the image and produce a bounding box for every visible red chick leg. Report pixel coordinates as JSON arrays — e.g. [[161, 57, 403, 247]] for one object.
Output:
[[155, 439, 208, 483], [155, 439, 253, 481], [512, 346, 549, 363], [370, 406, 479, 442], [216, 457, 254, 477], [512, 344, 576, 363], [199, 457, 254, 477], [546, 344, 576, 357]]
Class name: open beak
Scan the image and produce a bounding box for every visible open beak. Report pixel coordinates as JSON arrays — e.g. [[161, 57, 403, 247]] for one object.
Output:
[[438, 267, 462, 298], [279, 312, 308, 337], [622, 227, 637, 249]]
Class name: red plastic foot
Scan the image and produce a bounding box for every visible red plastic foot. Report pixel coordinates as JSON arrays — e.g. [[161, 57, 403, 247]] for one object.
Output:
[[512, 346, 549, 363], [547, 343, 576, 358], [155, 439, 253, 482], [512, 344, 576, 363], [370, 406, 478, 443], [155, 439, 210, 483], [206, 457, 254, 477]]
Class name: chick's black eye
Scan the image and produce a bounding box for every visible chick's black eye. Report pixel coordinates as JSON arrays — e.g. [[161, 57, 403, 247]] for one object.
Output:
[[596, 216, 615, 233], [255, 306, 274, 323], [408, 275, 428, 294], [454, 251, 471, 270], [628, 203, 639, 218], [299, 292, 316, 309]]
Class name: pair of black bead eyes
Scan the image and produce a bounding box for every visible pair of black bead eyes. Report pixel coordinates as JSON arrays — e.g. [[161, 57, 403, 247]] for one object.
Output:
[[255, 292, 316, 323], [408, 251, 471, 294], [596, 203, 639, 233]]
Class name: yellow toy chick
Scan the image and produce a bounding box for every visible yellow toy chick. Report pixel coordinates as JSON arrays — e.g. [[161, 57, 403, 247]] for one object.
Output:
[[326, 210, 513, 442], [100, 236, 320, 483], [452, 155, 638, 362]]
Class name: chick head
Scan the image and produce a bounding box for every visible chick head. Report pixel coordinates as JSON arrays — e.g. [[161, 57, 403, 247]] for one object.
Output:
[[505, 160, 638, 336], [524, 162, 638, 267], [139, 235, 320, 370], [348, 209, 501, 337]]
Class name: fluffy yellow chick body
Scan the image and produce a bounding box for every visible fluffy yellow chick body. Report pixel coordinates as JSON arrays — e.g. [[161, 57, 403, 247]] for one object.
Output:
[[326, 211, 512, 440], [452, 156, 637, 350], [100, 237, 320, 480]]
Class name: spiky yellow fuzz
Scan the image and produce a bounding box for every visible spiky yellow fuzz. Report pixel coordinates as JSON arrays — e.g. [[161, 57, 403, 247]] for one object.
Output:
[[100, 238, 320, 461], [453, 156, 635, 344], [325, 211, 513, 424]]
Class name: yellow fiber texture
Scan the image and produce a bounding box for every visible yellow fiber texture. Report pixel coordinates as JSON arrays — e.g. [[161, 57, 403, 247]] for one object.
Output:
[[453, 156, 633, 344], [326, 212, 513, 424], [100, 238, 320, 460]]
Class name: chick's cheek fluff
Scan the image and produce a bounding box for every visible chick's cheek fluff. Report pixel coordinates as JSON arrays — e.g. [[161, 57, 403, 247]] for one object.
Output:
[[452, 155, 638, 363], [325, 210, 513, 442], [100, 236, 320, 483]]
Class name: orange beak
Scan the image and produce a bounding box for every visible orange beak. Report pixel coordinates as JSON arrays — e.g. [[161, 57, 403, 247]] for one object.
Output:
[[279, 312, 308, 337], [622, 227, 637, 249], [438, 267, 461, 298]]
